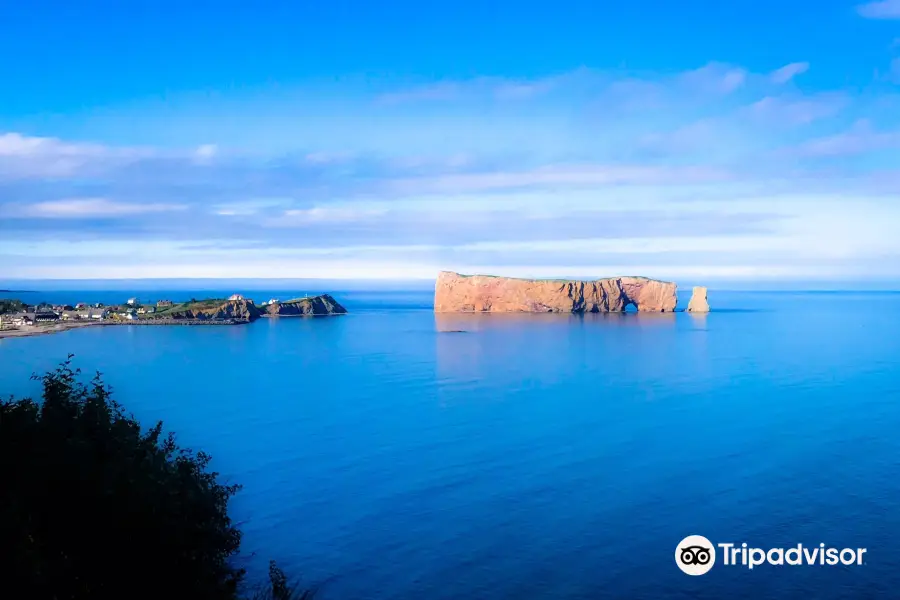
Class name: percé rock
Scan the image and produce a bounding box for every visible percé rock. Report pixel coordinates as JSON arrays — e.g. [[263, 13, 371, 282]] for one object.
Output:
[[434, 271, 678, 313], [687, 286, 710, 313], [265, 294, 348, 316]]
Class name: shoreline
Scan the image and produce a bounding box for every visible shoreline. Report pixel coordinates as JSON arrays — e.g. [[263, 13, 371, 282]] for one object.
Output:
[[0, 319, 248, 340], [0, 314, 346, 340]]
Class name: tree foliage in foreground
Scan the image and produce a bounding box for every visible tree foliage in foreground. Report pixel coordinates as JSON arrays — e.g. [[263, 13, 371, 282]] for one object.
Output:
[[0, 356, 313, 600]]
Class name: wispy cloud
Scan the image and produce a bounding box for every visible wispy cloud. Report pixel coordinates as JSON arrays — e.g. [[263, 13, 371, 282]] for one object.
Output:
[[790, 120, 900, 157], [679, 62, 748, 93], [770, 62, 810, 84], [12, 198, 187, 219], [3, 58, 900, 280], [375, 71, 584, 105], [747, 93, 846, 125], [857, 0, 900, 19]]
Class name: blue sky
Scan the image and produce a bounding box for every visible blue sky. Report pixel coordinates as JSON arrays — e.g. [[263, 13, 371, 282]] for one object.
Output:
[[2, 0, 900, 283]]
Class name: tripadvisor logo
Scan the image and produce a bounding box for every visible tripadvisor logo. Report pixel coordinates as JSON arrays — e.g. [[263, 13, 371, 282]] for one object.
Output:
[[675, 535, 716, 575], [675, 535, 867, 575]]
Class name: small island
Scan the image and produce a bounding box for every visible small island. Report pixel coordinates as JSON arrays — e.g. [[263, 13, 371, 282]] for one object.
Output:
[[0, 293, 347, 339]]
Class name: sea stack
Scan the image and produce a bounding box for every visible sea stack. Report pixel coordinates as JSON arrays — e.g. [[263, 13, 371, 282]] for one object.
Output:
[[433, 271, 678, 313], [687, 286, 710, 313]]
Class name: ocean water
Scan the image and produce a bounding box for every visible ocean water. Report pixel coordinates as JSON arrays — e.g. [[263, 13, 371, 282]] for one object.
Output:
[[2, 288, 900, 599]]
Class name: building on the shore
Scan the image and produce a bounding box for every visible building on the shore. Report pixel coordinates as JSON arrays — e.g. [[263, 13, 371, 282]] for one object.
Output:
[[262, 298, 279, 306], [61, 311, 79, 321], [75, 303, 87, 309], [12, 315, 34, 327], [125, 309, 138, 320], [127, 298, 138, 306], [137, 306, 156, 314], [228, 294, 244, 301], [34, 311, 59, 323], [93, 302, 104, 308], [157, 299, 174, 307], [69, 309, 108, 320]]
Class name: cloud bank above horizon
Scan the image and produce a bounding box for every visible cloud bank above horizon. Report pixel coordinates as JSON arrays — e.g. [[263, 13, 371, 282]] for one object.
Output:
[[2, 3, 900, 284]]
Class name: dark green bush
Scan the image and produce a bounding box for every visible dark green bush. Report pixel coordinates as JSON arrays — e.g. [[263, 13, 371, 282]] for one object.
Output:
[[0, 356, 314, 600]]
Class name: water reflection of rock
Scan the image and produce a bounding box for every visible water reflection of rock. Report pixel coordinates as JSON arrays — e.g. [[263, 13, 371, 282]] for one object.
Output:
[[434, 311, 681, 407], [687, 312, 709, 329], [435, 312, 677, 333]]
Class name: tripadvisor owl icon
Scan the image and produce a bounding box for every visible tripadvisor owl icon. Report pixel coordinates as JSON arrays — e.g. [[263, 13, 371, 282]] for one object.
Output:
[[676, 535, 716, 575]]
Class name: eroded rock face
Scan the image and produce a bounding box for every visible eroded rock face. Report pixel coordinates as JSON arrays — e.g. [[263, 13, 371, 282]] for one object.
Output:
[[166, 299, 261, 321], [265, 294, 347, 316], [687, 286, 710, 313], [433, 271, 678, 313]]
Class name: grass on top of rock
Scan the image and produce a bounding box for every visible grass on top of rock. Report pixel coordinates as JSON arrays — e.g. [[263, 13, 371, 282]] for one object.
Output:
[[150, 298, 229, 317]]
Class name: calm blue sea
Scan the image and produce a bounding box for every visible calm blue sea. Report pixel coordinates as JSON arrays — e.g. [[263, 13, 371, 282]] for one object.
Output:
[[2, 287, 900, 599]]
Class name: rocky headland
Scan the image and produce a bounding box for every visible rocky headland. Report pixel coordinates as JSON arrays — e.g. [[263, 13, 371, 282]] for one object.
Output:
[[263, 294, 348, 317], [157, 298, 261, 321], [153, 295, 347, 321], [434, 271, 681, 313]]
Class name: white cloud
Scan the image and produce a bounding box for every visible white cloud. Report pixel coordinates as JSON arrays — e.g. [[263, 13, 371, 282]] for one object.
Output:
[[275, 206, 388, 224], [790, 120, 900, 156], [383, 164, 732, 195], [857, 0, 900, 19], [16, 198, 187, 218], [0, 132, 156, 178], [679, 63, 747, 93], [4, 60, 900, 282], [194, 144, 218, 164], [0, 132, 106, 157], [747, 94, 846, 125], [770, 62, 810, 84], [376, 73, 569, 105]]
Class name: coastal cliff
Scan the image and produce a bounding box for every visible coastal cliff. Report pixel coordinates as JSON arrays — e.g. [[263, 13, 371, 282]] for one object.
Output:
[[264, 294, 347, 316], [158, 299, 262, 321], [434, 271, 678, 313]]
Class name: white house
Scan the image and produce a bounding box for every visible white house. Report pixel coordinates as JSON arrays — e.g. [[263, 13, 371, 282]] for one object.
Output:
[[125, 309, 138, 320], [34, 311, 60, 323], [126, 297, 138, 306], [228, 294, 244, 301]]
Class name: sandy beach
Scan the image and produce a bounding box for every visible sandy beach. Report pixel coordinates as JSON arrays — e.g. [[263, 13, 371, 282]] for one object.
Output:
[[0, 321, 102, 340]]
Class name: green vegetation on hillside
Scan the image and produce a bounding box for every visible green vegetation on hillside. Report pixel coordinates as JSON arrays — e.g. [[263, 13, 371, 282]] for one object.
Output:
[[0, 357, 314, 599], [151, 298, 228, 317], [0, 298, 26, 314]]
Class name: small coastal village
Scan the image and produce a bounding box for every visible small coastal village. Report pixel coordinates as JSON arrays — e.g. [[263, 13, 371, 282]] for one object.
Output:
[[1, 294, 244, 327], [0, 293, 347, 339]]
